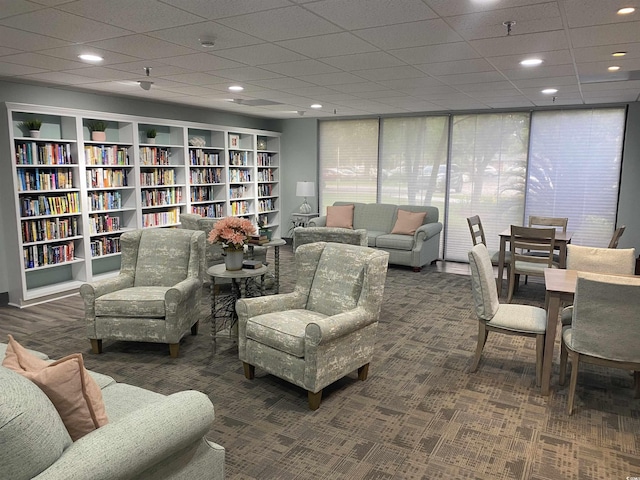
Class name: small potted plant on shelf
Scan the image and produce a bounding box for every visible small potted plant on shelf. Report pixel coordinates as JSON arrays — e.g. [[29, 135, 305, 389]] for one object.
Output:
[[87, 120, 108, 142], [146, 129, 157, 144], [19, 119, 42, 138]]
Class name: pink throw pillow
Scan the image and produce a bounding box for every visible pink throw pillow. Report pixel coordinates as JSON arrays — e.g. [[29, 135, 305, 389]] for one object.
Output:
[[326, 204, 354, 229], [2, 334, 109, 441], [391, 209, 427, 235]]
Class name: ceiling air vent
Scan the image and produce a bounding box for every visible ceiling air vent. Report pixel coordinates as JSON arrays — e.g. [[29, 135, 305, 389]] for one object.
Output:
[[579, 70, 640, 84], [232, 99, 283, 106]]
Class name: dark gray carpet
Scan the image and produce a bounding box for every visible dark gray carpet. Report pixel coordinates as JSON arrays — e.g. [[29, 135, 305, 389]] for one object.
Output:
[[8, 248, 640, 479]]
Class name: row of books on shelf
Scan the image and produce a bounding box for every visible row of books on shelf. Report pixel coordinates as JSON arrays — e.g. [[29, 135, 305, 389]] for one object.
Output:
[[257, 169, 276, 182], [140, 169, 176, 186], [190, 186, 220, 202], [257, 153, 274, 166], [22, 216, 79, 243], [21, 193, 80, 217], [229, 151, 249, 166], [230, 185, 248, 199], [90, 236, 121, 257], [141, 188, 182, 207], [16, 142, 73, 165], [89, 214, 121, 235], [229, 169, 251, 183], [84, 145, 129, 166], [190, 150, 221, 166], [191, 204, 223, 218], [88, 191, 122, 211], [230, 201, 249, 216], [190, 168, 223, 184], [87, 168, 127, 188], [258, 184, 274, 196], [258, 198, 276, 212], [23, 241, 75, 269], [17, 168, 74, 191], [143, 208, 179, 227], [139, 147, 171, 165]]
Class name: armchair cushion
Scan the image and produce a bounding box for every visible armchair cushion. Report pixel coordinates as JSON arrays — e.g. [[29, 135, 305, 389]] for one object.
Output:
[[307, 244, 365, 316], [134, 230, 197, 287], [95, 286, 170, 317], [246, 309, 327, 357]]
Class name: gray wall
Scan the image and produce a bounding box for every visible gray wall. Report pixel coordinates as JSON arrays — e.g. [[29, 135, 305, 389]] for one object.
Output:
[[617, 102, 640, 251]]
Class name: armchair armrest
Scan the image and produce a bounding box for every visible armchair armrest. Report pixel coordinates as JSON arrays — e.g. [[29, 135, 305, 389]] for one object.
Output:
[[308, 216, 327, 227], [165, 277, 202, 305], [305, 307, 375, 345], [80, 274, 134, 300], [236, 292, 307, 321], [415, 222, 443, 242], [34, 391, 214, 480]]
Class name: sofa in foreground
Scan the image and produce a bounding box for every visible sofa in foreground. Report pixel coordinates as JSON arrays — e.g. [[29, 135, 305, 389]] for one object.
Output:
[[309, 202, 442, 271], [0, 341, 225, 480]]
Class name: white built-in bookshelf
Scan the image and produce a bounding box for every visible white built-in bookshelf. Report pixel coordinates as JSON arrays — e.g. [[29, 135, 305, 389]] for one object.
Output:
[[5, 103, 280, 306]]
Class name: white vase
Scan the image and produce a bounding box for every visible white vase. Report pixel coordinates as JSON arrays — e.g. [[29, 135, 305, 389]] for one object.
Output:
[[147, 137, 156, 144], [29, 130, 41, 138], [224, 248, 244, 271]]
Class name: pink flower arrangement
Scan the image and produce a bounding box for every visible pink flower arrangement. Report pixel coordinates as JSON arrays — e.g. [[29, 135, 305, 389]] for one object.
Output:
[[208, 217, 256, 250]]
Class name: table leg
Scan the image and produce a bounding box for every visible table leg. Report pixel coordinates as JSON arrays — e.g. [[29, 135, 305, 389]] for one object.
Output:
[[541, 292, 561, 395], [274, 245, 281, 294], [210, 277, 217, 346], [559, 242, 567, 268], [497, 236, 506, 296]]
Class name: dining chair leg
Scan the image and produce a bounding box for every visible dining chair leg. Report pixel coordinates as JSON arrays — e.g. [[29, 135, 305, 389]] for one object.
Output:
[[507, 269, 516, 303], [567, 351, 580, 415], [470, 322, 488, 372], [559, 341, 568, 386], [535, 333, 544, 388]]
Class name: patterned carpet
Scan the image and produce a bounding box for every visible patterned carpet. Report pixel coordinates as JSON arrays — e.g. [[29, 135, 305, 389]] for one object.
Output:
[[13, 247, 640, 479]]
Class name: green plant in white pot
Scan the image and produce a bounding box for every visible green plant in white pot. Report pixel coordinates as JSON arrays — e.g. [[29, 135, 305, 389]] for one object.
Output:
[[146, 129, 157, 144], [19, 119, 42, 138], [87, 120, 108, 142]]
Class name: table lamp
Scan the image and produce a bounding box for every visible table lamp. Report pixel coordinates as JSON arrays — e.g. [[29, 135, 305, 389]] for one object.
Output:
[[296, 181, 315, 214]]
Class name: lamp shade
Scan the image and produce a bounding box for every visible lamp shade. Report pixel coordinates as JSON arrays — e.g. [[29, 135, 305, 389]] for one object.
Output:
[[296, 181, 315, 197]]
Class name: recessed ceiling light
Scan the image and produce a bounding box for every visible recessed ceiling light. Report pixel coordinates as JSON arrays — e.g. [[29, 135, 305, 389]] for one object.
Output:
[[608, 66, 621, 71], [310, 104, 322, 109], [541, 88, 558, 94], [78, 54, 103, 62], [228, 85, 244, 92], [612, 51, 627, 57], [520, 58, 543, 67], [617, 7, 635, 14], [199, 38, 215, 48]]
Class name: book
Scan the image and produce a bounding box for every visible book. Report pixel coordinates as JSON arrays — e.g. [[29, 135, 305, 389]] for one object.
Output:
[[242, 260, 263, 269], [248, 235, 268, 245]]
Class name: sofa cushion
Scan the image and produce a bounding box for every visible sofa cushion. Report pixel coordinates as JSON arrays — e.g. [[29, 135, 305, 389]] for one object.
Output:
[[353, 203, 397, 232], [95, 286, 169, 317], [365, 230, 387, 247], [391, 209, 427, 235], [326, 204, 354, 228], [0, 366, 72, 480], [246, 309, 327, 357], [376, 234, 415, 251], [2, 335, 109, 441]]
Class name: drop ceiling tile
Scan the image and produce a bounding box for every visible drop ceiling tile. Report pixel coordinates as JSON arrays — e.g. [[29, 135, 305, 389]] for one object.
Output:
[[146, 21, 262, 51], [582, 80, 640, 91], [248, 77, 317, 90], [487, 50, 573, 70], [577, 59, 640, 75], [306, 0, 437, 29], [216, 6, 341, 42], [570, 22, 640, 48], [0, 0, 43, 19], [276, 32, 378, 58], [62, 66, 140, 81], [39, 45, 139, 65], [160, 0, 291, 20], [416, 58, 496, 76], [329, 82, 390, 93], [284, 85, 343, 97], [0, 52, 85, 70], [0, 46, 21, 56], [214, 44, 306, 66], [260, 59, 340, 77], [0, 61, 46, 76], [564, 0, 640, 28], [483, 99, 535, 108], [299, 71, 368, 86], [159, 72, 231, 86], [57, 0, 204, 33], [22, 70, 102, 84], [161, 53, 243, 71], [321, 52, 406, 71], [424, 0, 551, 17], [0, 9, 132, 43], [377, 76, 447, 90], [470, 30, 568, 57], [107, 61, 186, 77], [153, 85, 225, 96], [455, 81, 520, 93], [354, 19, 463, 50], [392, 42, 480, 64], [354, 89, 409, 99], [573, 43, 640, 63], [352, 66, 426, 82], [435, 71, 506, 85], [503, 64, 576, 80], [511, 75, 579, 88], [88, 34, 197, 59], [213, 66, 284, 82], [0, 25, 71, 51]]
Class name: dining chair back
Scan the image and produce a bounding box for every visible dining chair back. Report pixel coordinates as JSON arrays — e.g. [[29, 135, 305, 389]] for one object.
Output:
[[608, 225, 626, 248], [467, 215, 511, 290], [559, 272, 640, 414], [507, 225, 556, 303], [528, 215, 568, 232], [468, 244, 547, 386]]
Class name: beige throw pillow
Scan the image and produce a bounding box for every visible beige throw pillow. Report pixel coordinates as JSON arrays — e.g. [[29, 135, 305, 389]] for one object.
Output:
[[326, 204, 354, 229], [391, 209, 427, 235], [2, 334, 109, 441]]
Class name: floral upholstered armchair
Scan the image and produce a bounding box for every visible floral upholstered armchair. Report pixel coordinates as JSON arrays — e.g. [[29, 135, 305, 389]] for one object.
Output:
[[236, 242, 389, 410], [80, 228, 205, 358]]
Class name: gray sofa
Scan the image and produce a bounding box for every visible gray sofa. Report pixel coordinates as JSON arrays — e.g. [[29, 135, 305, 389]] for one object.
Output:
[[0, 342, 225, 480], [309, 202, 442, 271]]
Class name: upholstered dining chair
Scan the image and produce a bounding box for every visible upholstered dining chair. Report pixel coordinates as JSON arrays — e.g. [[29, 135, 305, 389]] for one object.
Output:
[[466, 215, 511, 288], [521, 216, 567, 283], [236, 242, 389, 410], [80, 228, 205, 358], [608, 225, 626, 248], [559, 272, 640, 414], [560, 244, 636, 327], [507, 226, 557, 303], [468, 244, 547, 386]]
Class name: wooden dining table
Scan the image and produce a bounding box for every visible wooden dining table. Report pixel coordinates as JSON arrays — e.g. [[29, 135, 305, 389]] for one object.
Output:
[[496, 227, 573, 297]]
